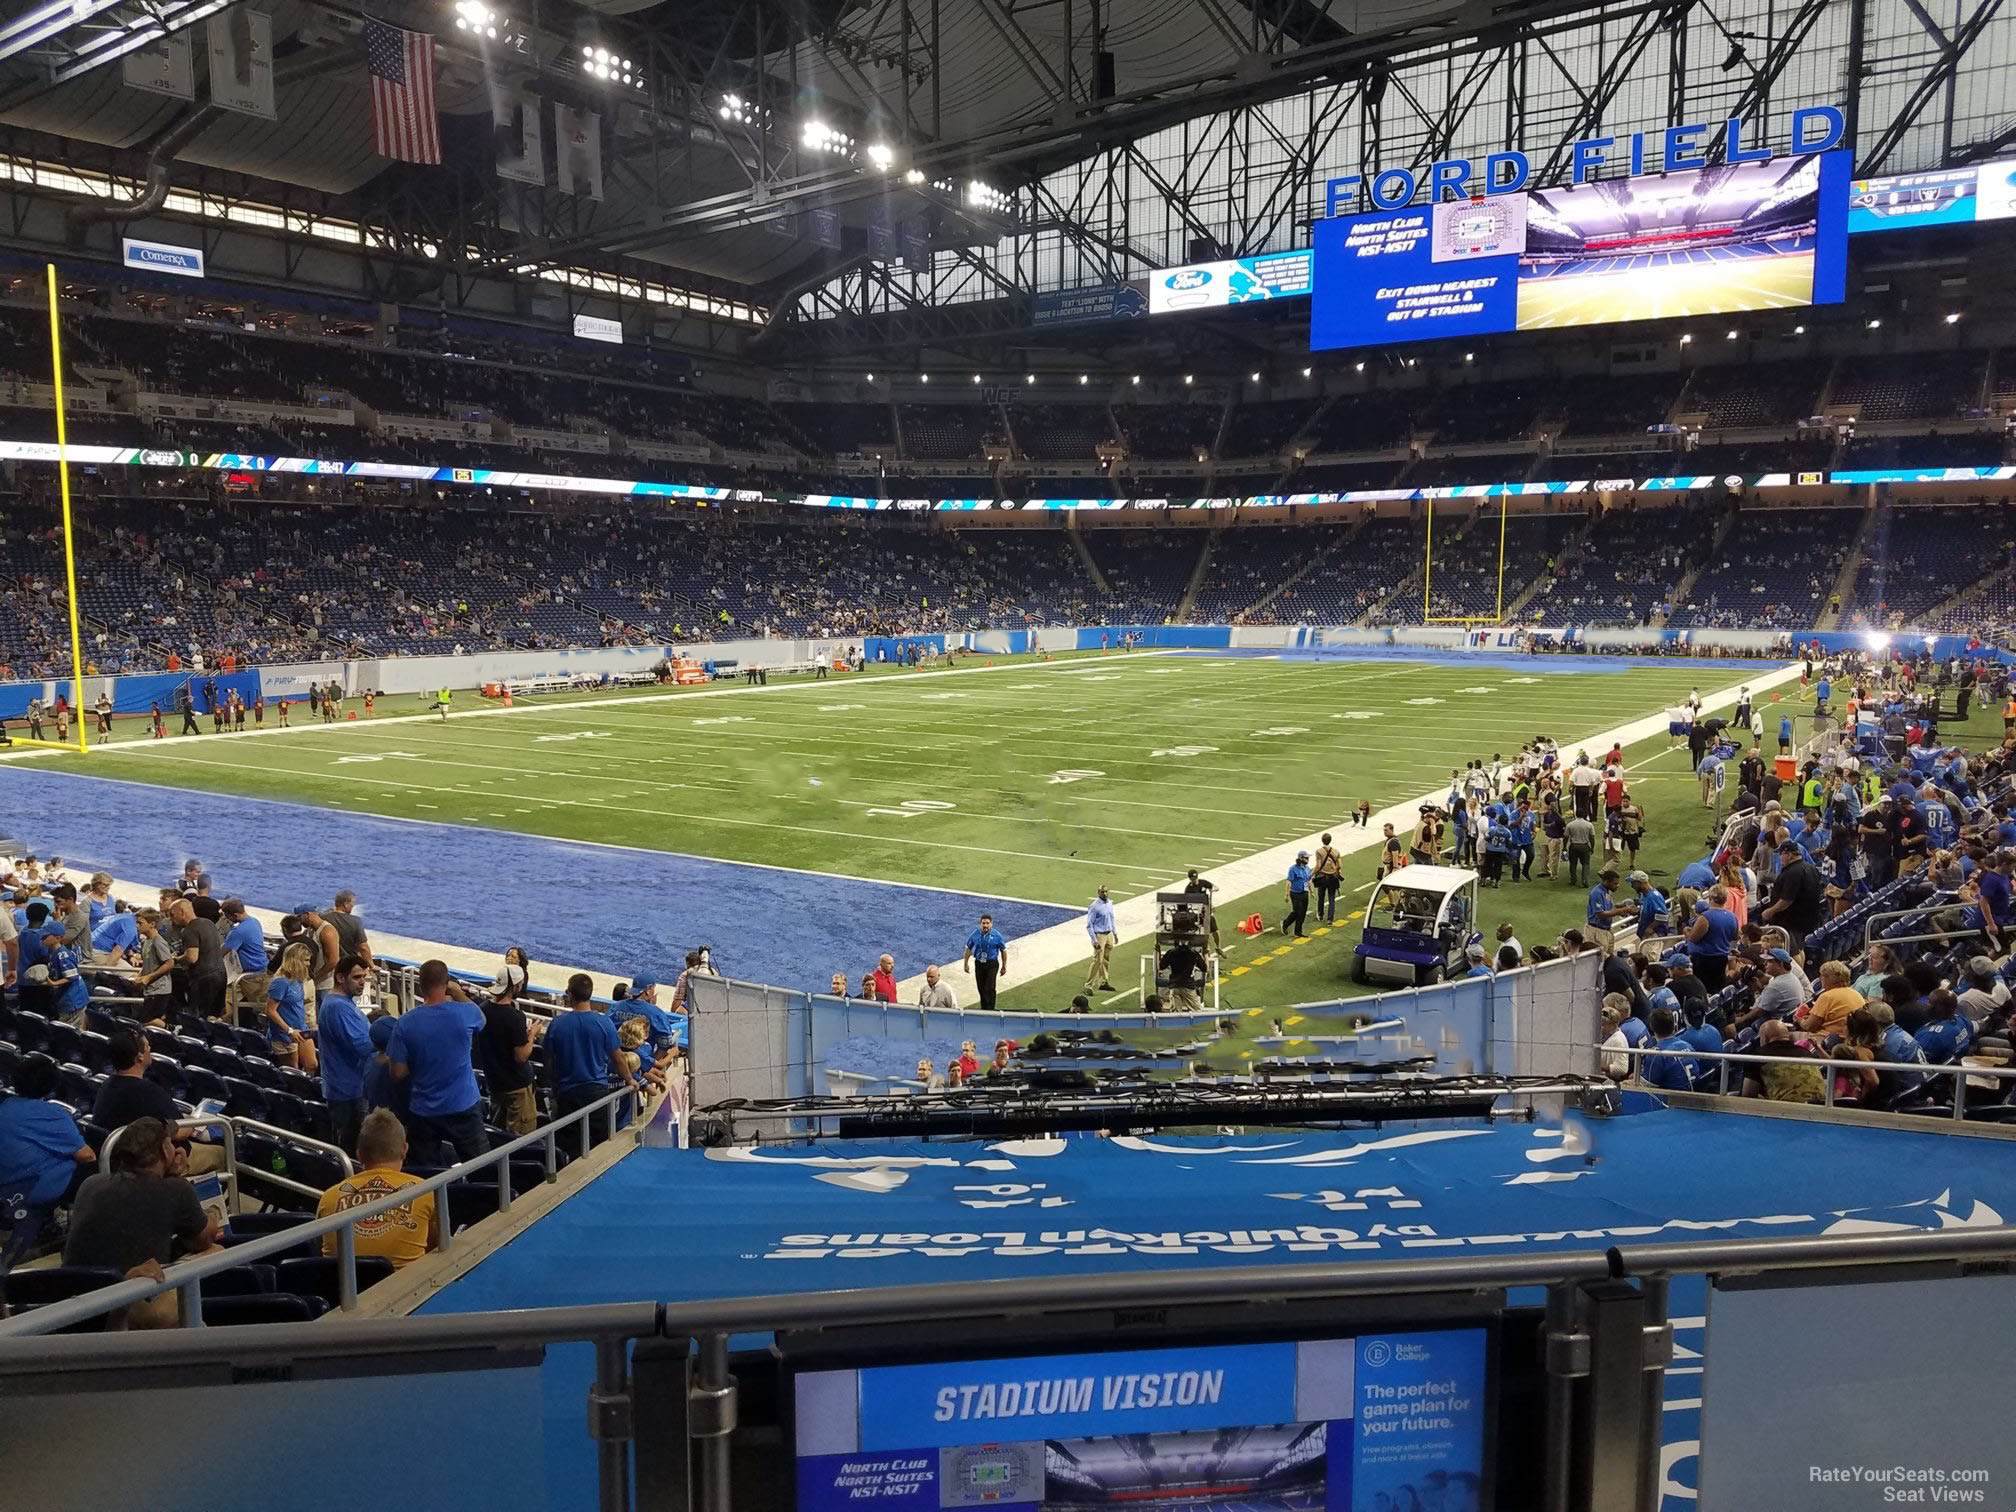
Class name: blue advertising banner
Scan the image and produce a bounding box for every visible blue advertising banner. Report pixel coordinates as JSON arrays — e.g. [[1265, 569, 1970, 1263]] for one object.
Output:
[[857, 1340, 1301, 1450], [1032, 284, 1148, 325]]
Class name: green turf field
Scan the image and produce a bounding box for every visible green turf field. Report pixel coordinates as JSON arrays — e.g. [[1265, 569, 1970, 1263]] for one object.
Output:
[[52, 651, 1746, 905]]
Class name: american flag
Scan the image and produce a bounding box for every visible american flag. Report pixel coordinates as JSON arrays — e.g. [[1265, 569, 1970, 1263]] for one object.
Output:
[[365, 19, 440, 165]]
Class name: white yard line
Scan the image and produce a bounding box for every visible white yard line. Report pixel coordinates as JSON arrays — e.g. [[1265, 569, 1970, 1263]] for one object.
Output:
[[893, 661, 1808, 997]]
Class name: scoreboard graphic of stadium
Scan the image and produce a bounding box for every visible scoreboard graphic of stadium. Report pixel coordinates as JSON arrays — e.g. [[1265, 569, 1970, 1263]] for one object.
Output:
[[1310, 150, 1849, 350]]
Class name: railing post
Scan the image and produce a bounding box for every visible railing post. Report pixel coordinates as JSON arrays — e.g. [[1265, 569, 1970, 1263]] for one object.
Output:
[[1539, 1281, 1585, 1512], [579, 1107, 592, 1162], [434, 1176, 455, 1255], [544, 1126, 557, 1181], [589, 1337, 634, 1512], [694, 1331, 738, 1512], [176, 1280, 204, 1329], [336, 1222, 360, 1312]]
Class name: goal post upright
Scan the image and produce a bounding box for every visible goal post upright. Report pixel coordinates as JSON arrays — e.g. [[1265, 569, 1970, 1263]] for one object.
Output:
[[46, 262, 88, 753]]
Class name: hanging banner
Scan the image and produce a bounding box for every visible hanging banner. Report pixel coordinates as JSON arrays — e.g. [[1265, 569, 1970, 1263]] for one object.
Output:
[[206, 8, 275, 119], [808, 207, 842, 249], [121, 31, 195, 100], [494, 90, 546, 186], [554, 105, 603, 200]]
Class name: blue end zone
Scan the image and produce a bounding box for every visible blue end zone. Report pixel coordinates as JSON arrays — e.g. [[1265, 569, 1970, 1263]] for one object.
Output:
[[0, 767, 1075, 987], [417, 1109, 2016, 1512]]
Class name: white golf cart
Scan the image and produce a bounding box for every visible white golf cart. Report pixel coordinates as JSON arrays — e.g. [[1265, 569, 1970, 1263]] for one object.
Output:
[[1351, 864, 1484, 986]]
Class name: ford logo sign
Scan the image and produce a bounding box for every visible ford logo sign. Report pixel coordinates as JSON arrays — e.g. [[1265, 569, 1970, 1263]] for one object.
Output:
[[1165, 269, 1212, 290]]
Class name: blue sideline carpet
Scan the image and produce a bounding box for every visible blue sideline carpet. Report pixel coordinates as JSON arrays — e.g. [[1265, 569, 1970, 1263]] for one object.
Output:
[[421, 1107, 2016, 1511], [0, 767, 1074, 988]]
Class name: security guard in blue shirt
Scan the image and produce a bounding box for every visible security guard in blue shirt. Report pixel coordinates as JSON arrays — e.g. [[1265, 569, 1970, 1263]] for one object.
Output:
[[1280, 853, 1312, 938], [963, 914, 1008, 1010]]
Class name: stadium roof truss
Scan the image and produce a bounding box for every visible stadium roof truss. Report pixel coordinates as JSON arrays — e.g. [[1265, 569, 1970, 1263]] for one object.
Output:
[[0, 0, 2013, 352], [755, 0, 2016, 358]]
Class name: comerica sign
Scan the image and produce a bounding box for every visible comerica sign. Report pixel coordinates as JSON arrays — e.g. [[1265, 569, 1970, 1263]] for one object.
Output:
[[1324, 106, 1847, 215]]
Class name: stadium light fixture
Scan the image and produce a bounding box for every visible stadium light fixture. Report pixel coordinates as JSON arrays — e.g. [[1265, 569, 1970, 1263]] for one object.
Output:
[[865, 142, 896, 172], [1183, 374, 1194, 385], [455, 1, 500, 38], [1463, 352, 1474, 363], [864, 373, 874, 382], [1354, 361, 1365, 372], [902, 169, 925, 186], [1078, 374, 1088, 385], [717, 93, 761, 126], [1679, 333, 1693, 345], [801, 120, 855, 154], [1301, 366, 1312, 377], [1946, 311, 1963, 324], [919, 373, 929, 383], [971, 373, 981, 383], [1794, 324, 1806, 334], [1726, 329, 1739, 340], [1867, 318, 1882, 329], [1026, 374, 1036, 385]]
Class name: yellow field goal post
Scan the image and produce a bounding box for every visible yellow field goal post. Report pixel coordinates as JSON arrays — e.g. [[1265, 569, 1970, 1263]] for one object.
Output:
[[9, 264, 92, 755], [1421, 493, 1511, 626]]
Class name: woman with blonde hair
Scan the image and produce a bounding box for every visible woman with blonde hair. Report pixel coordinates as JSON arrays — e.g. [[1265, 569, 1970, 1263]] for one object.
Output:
[[1716, 860, 1750, 930], [264, 941, 318, 1072]]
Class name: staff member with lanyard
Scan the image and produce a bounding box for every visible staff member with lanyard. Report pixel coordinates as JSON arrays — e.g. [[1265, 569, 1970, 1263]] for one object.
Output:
[[1311, 834, 1343, 924], [1084, 887, 1118, 993], [963, 914, 1008, 1010]]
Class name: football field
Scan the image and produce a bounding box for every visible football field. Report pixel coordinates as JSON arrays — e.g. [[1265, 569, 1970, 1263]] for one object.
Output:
[[11, 648, 1809, 1007]]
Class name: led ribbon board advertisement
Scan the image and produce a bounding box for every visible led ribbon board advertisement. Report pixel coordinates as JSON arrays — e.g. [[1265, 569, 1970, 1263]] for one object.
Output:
[[1312, 151, 1850, 350], [792, 1330, 1489, 1512]]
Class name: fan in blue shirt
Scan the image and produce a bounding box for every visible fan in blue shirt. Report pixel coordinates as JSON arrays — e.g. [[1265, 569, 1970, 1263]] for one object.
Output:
[[1642, 1019, 1703, 1093], [387, 995, 486, 1117], [1878, 1021, 1930, 1103], [1617, 1014, 1652, 1050], [547, 1005, 624, 1093], [317, 987, 375, 1103], [222, 915, 269, 974], [43, 937, 88, 1020], [90, 909, 139, 959], [1914, 995, 1975, 1064]]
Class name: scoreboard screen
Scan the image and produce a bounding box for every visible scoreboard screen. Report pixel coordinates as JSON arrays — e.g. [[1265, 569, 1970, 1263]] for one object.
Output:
[[790, 1328, 1492, 1511], [1311, 150, 1850, 350]]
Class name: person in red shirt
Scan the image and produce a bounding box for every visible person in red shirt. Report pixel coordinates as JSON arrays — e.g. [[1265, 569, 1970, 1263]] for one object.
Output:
[[871, 954, 899, 1003], [956, 1040, 980, 1079]]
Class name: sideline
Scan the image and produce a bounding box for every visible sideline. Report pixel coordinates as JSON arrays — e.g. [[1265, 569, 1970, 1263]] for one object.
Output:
[[896, 661, 1808, 998], [0, 649, 1174, 762]]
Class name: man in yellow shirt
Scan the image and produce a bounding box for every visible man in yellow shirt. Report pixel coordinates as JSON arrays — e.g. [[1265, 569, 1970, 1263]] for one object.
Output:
[[316, 1109, 438, 1270]]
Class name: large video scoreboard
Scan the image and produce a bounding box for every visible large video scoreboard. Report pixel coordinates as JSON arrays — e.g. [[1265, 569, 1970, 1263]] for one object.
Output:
[[1310, 152, 1851, 350]]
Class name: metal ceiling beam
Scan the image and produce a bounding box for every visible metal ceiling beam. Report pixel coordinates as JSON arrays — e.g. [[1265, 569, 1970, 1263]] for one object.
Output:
[[1858, 0, 2008, 173], [518, 0, 1648, 269], [5, 0, 238, 85]]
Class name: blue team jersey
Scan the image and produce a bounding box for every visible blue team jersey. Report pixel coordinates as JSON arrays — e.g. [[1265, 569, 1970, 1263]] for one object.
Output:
[[1619, 1016, 1653, 1049], [1915, 1017, 1975, 1064], [966, 929, 1006, 962], [1643, 1036, 1702, 1092], [1680, 1024, 1725, 1059]]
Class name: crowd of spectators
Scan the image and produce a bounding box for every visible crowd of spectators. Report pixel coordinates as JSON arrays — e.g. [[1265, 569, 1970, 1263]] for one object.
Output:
[[0, 856, 690, 1316]]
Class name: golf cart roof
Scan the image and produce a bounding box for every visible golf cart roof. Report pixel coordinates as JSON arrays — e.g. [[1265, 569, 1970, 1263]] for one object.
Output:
[[1375, 866, 1479, 894]]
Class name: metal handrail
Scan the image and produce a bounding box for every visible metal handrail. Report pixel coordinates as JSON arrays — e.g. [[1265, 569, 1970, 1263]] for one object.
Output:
[[0, 1079, 651, 1335], [226, 1115, 355, 1200], [1862, 900, 1976, 948], [2, 1222, 2014, 1372], [1612, 1040, 2013, 1120]]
